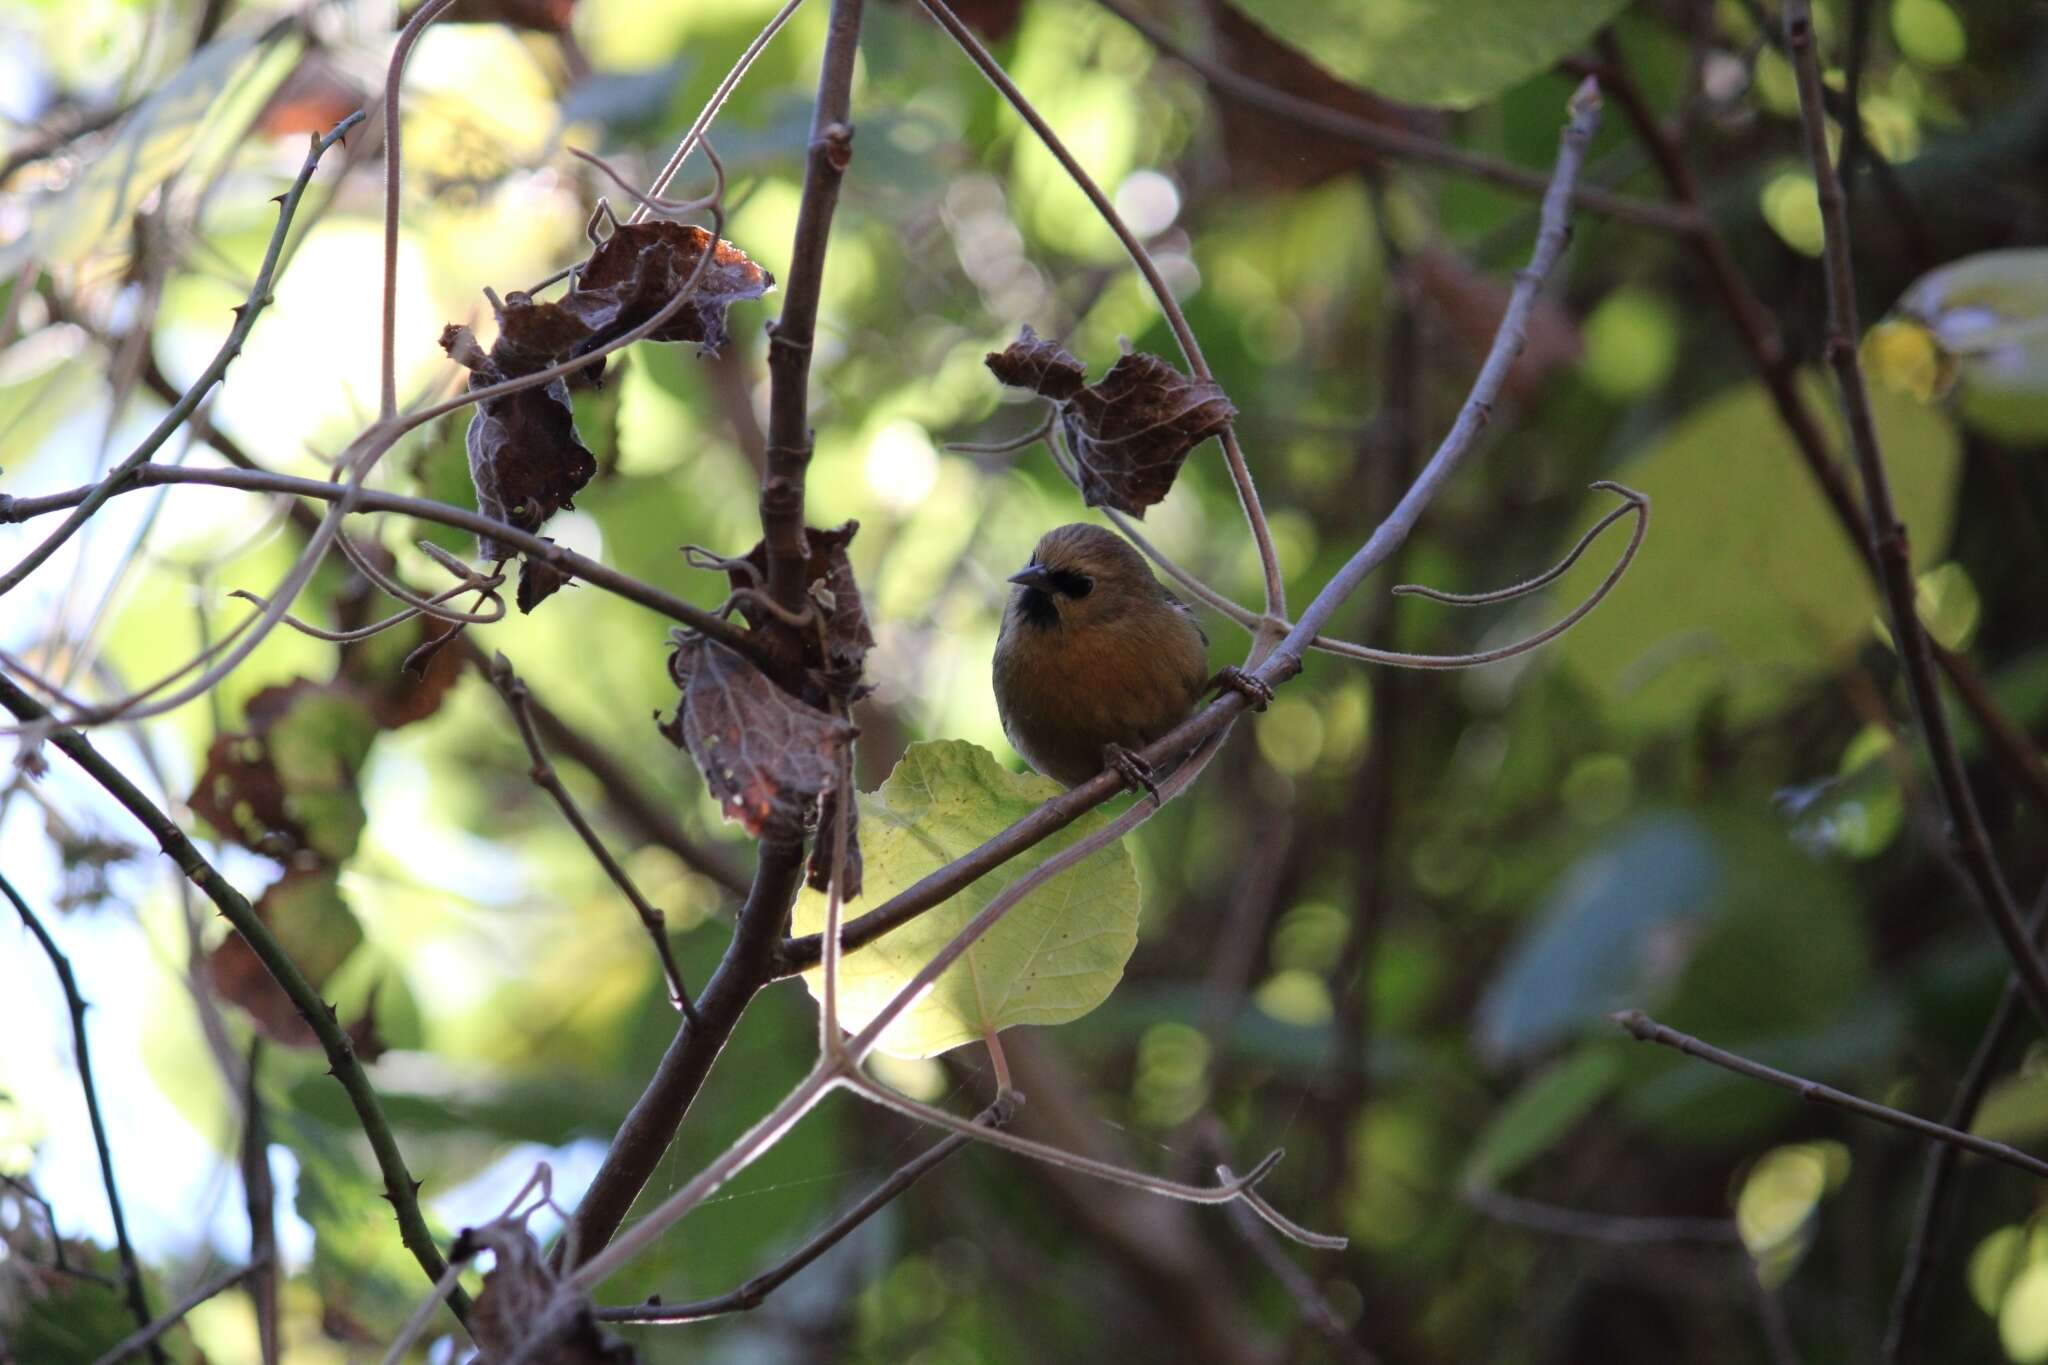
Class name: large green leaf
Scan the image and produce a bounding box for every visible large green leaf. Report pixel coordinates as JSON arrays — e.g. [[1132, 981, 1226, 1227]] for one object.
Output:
[[791, 740, 1140, 1059], [1231, 0, 1634, 110], [1549, 374, 1962, 733]]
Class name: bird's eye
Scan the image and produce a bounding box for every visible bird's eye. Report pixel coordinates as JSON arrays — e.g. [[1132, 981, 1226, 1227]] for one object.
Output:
[[1048, 569, 1093, 598]]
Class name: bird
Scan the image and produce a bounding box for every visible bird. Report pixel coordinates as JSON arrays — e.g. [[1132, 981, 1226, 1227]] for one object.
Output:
[[992, 523, 1270, 798]]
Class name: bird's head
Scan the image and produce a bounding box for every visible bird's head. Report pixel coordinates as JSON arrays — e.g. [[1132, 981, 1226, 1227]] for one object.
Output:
[[1005, 523, 1159, 630]]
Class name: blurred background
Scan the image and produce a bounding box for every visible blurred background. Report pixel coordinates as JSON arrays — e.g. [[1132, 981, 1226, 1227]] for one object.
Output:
[[2, 0, 2046, 1360]]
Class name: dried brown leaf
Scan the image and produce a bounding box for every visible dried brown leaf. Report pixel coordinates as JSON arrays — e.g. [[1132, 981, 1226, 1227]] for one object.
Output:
[[517, 549, 575, 614], [206, 869, 366, 1050], [725, 520, 876, 678], [469, 1223, 636, 1364], [458, 371, 597, 564], [984, 324, 1086, 400], [660, 635, 856, 842], [986, 327, 1236, 515]]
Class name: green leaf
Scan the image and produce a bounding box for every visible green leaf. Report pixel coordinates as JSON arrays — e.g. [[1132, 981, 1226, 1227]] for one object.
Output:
[[1229, 0, 1633, 110], [791, 740, 1140, 1059], [1876, 247, 2048, 440], [1460, 1046, 1619, 1190], [1549, 374, 1962, 733]]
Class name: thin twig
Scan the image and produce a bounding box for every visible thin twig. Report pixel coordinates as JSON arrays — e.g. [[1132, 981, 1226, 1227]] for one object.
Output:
[[0, 464, 766, 681], [1785, 0, 2048, 1027], [0, 676, 472, 1328], [1612, 1010, 2048, 1180], [1091, 0, 1698, 237], [630, 0, 809, 221], [88, 1264, 258, 1365], [917, 0, 1287, 625], [380, 0, 457, 419], [2, 873, 164, 1361], [1885, 881, 2048, 1362], [1464, 1186, 1740, 1246], [489, 653, 700, 1022], [0, 112, 362, 601], [241, 1042, 280, 1365], [594, 1092, 1017, 1323], [1223, 1178, 1381, 1365]]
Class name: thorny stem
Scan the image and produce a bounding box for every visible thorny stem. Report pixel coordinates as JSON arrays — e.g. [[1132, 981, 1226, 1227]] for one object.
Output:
[[0, 676, 472, 1330], [489, 655, 700, 1022], [0, 112, 362, 602], [593, 1093, 1016, 1324], [915, 0, 1288, 626], [379, 0, 457, 420], [1785, 0, 2048, 1029], [1615, 1010, 2048, 1180], [2, 874, 164, 1363]]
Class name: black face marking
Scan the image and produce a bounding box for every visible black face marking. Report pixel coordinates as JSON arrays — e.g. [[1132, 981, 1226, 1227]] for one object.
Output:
[[1047, 569, 1093, 599], [1017, 586, 1059, 628]]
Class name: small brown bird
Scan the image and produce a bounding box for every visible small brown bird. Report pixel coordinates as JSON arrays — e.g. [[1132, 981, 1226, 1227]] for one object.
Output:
[[993, 523, 1267, 796]]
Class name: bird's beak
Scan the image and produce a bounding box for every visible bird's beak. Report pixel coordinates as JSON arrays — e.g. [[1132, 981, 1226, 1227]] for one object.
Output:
[[1007, 563, 1055, 591]]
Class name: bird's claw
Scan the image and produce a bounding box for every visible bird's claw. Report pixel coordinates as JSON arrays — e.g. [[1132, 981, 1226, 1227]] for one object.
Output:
[[1213, 665, 1273, 712], [1103, 744, 1162, 807]]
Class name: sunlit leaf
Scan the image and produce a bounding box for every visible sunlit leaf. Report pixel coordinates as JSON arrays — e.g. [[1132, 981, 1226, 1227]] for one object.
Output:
[[791, 740, 1140, 1059]]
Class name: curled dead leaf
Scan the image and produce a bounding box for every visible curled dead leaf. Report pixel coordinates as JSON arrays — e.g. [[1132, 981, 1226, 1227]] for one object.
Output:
[[984, 327, 1235, 515], [725, 521, 876, 682], [660, 634, 856, 844]]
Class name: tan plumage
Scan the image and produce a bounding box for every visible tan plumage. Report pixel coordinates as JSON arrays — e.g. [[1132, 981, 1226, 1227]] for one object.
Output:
[[992, 523, 1211, 788]]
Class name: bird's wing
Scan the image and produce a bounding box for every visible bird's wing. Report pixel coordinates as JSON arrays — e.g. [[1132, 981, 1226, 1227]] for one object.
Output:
[[1163, 589, 1208, 648]]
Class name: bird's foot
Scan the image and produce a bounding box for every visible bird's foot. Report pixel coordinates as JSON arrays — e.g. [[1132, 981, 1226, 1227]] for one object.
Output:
[[1211, 665, 1273, 712], [1102, 744, 1162, 807]]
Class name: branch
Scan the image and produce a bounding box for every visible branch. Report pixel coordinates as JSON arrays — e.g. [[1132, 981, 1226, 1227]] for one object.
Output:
[[488, 653, 700, 1022], [593, 1093, 1016, 1324], [0, 675, 471, 1328], [0, 111, 362, 601], [88, 1264, 258, 1365], [241, 1043, 280, 1365], [1463, 1186, 1739, 1246], [1612, 1010, 2048, 1180], [762, 0, 864, 616], [917, 0, 1287, 624], [1092, 0, 1699, 237], [1884, 881, 2048, 1362], [380, 0, 458, 419], [2, 873, 163, 1362], [0, 464, 764, 676], [1785, 0, 2048, 1027], [562, 839, 805, 1264]]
